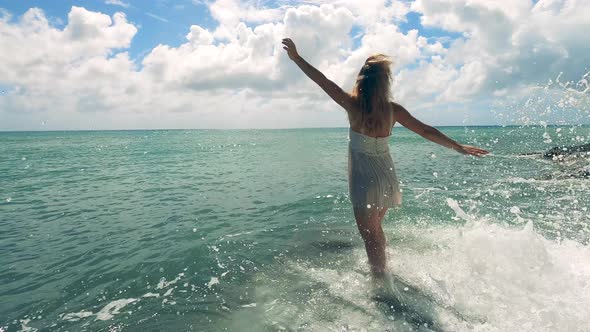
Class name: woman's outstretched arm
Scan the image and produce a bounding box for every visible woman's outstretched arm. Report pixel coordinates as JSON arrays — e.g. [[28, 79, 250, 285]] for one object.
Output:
[[392, 102, 489, 157], [282, 38, 352, 111]]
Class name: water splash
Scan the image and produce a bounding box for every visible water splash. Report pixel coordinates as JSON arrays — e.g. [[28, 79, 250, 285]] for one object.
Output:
[[494, 71, 590, 126]]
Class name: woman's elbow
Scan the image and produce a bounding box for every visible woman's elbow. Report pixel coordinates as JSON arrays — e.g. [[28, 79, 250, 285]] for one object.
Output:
[[422, 125, 436, 137]]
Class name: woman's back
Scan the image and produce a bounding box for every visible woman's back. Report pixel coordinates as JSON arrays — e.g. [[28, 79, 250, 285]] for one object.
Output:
[[347, 103, 395, 138], [347, 54, 394, 137]]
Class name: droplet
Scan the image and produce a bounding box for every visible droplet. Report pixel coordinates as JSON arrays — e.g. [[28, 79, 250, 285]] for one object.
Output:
[[430, 153, 436, 159], [159, 267, 164, 273], [192, 228, 197, 232], [5, 197, 12, 203], [433, 172, 438, 178], [542, 132, 552, 144], [366, 204, 371, 209]]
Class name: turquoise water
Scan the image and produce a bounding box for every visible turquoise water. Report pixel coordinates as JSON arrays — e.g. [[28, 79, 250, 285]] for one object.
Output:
[[1, 126, 589, 331]]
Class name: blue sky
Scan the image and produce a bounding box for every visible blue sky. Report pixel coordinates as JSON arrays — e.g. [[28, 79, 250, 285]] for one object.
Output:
[[2, 0, 460, 62], [3, 0, 215, 60], [0, 0, 588, 130]]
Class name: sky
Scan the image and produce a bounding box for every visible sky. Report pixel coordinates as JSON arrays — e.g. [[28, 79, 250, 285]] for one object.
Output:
[[0, 0, 589, 130]]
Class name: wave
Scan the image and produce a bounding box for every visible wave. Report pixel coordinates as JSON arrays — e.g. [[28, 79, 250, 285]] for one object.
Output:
[[219, 199, 590, 331]]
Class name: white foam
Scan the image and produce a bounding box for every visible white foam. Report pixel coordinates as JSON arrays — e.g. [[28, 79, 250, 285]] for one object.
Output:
[[385, 205, 590, 331], [446, 198, 473, 221], [59, 310, 94, 322], [18, 319, 37, 332], [95, 298, 138, 321], [239, 260, 444, 331], [221, 231, 253, 239], [163, 288, 173, 297], [207, 277, 219, 288], [510, 206, 522, 214], [156, 273, 184, 290], [221, 200, 590, 331]]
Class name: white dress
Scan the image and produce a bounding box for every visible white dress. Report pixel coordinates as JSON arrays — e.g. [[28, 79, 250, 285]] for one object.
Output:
[[348, 128, 402, 209]]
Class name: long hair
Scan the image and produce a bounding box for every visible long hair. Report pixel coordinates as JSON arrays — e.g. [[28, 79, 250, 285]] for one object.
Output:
[[349, 54, 393, 134]]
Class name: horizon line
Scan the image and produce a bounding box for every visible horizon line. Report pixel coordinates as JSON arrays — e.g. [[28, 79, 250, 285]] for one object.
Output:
[[1, 123, 589, 133]]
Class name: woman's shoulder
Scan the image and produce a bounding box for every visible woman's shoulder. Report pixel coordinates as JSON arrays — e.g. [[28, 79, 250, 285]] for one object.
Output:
[[389, 101, 407, 113]]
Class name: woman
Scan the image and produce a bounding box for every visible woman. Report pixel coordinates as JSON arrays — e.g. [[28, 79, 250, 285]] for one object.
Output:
[[282, 38, 489, 279]]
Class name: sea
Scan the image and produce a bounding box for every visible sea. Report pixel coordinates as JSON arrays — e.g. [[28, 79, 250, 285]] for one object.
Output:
[[1, 126, 589, 331]]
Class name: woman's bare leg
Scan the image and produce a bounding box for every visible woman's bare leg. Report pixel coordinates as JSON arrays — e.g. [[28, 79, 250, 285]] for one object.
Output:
[[354, 207, 389, 278]]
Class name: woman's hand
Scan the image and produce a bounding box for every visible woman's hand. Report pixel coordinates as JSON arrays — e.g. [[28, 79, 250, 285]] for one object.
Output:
[[456, 144, 489, 157], [282, 38, 300, 61]]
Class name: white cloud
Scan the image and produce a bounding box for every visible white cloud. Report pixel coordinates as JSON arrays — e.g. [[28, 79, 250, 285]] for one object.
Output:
[[210, 0, 285, 25], [145, 12, 169, 23], [105, 0, 130, 8], [0, 1, 589, 130], [142, 4, 355, 93], [0, 7, 137, 84], [0, 7, 138, 120], [404, 0, 590, 106], [290, 0, 410, 26]]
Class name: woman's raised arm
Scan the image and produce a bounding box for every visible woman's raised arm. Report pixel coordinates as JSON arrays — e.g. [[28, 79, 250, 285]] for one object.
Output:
[[282, 38, 352, 111]]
